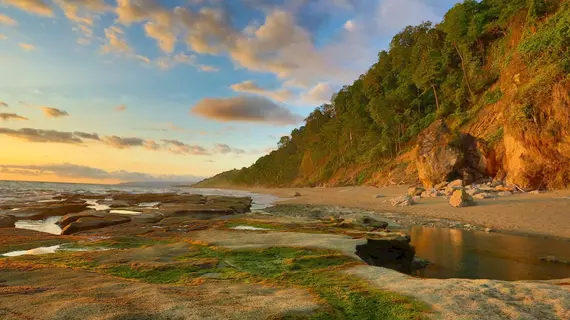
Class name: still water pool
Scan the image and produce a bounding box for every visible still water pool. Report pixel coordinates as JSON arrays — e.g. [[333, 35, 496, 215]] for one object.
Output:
[[410, 226, 570, 281]]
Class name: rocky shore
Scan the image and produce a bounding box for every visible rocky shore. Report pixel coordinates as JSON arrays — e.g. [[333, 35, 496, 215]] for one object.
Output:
[[1, 191, 569, 319]]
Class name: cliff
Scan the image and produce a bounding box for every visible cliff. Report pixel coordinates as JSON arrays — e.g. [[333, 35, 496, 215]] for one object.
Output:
[[196, 0, 570, 190]]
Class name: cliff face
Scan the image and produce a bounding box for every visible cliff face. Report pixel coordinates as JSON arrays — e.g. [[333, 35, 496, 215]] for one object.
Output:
[[196, 1, 570, 190]]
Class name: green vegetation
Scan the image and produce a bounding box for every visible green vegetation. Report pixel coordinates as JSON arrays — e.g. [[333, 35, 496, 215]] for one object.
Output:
[[195, 0, 567, 188], [7, 243, 427, 319]]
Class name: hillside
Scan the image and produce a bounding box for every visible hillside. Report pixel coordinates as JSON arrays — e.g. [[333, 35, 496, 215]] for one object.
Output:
[[196, 0, 570, 190]]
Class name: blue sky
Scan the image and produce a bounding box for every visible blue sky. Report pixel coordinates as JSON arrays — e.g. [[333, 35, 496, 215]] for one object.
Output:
[[0, 0, 461, 183]]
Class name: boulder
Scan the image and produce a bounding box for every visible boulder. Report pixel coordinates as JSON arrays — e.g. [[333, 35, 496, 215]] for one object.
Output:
[[444, 185, 463, 196], [529, 190, 542, 195], [448, 179, 463, 188], [290, 192, 302, 197], [449, 190, 476, 208], [130, 212, 163, 224], [355, 235, 416, 273], [61, 215, 131, 235], [416, 120, 494, 188], [390, 196, 415, 207], [407, 186, 425, 197], [0, 214, 15, 228], [205, 196, 252, 213], [466, 188, 484, 196], [499, 191, 513, 196], [374, 194, 385, 199]]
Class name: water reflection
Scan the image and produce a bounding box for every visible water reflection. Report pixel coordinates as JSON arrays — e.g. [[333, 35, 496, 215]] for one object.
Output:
[[410, 226, 570, 280]]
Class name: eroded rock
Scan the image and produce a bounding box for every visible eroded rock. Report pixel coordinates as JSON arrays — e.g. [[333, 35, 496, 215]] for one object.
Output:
[[10, 203, 89, 221]]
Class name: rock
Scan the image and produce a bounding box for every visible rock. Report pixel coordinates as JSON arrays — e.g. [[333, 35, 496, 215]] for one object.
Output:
[[498, 191, 513, 196], [204, 196, 252, 213], [374, 194, 385, 198], [355, 235, 416, 273], [390, 196, 415, 207], [61, 215, 131, 235], [356, 216, 389, 230], [444, 185, 463, 196], [10, 203, 89, 221], [466, 188, 485, 196], [411, 257, 431, 271], [434, 181, 448, 190], [473, 193, 491, 200], [57, 210, 100, 228], [539, 256, 570, 265], [290, 192, 301, 197], [0, 214, 15, 228], [529, 190, 542, 195], [448, 179, 463, 188], [412, 196, 422, 202], [130, 212, 164, 224], [449, 190, 476, 208], [484, 228, 493, 233], [415, 120, 493, 188], [407, 186, 425, 197], [159, 203, 236, 218]]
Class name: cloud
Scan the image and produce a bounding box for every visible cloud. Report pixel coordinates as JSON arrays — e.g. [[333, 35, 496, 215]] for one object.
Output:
[[2, 0, 54, 17], [376, 0, 440, 32], [41, 107, 69, 118], [213, 143, 246, 155], [0, 128, 84, 144], [73, 131, 100, 141], [191, 95, 302, 126], [55, 0, 109, 42], [115, 104, 127, 112], [101, 136, 151, 149], [19, 43, 36, 51], [101, 25, 131, 54], [0, 101, 8, 108], [344, 20, 355, 31], [1, 163, 203, 182], [0, 113, 29, 121], [0, 34, 6, 40], [156, 52, 217, 72], [0, 13, 18, 26], [230, 80, 293, 103], [162, 139, 210, 155], [302, 82, 335, 104], [0, 126, 213, 156]]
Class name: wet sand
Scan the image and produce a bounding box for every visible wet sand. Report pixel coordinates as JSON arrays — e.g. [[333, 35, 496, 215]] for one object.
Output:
[[238, 186, 570, 239]]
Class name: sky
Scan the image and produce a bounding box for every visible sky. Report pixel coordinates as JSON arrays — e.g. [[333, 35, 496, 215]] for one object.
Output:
[[0, 0, 460, 184]]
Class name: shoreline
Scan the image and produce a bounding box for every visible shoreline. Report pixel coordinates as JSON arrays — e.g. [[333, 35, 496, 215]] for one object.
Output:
[[197, 185, 570, 241]]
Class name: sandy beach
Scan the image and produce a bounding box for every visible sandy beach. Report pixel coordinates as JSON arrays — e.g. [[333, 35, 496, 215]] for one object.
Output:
[[240, 186, 570, 239]]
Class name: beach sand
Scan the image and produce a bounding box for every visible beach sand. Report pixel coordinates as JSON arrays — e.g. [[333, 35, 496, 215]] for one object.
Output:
[[240, 186, 570, 239]]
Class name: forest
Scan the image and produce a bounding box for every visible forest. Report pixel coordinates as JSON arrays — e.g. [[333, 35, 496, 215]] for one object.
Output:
[[196, 0, 570, 188]]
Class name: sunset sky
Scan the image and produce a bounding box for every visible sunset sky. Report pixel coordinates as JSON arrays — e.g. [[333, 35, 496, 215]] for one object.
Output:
[[0, 0, 459, 184]]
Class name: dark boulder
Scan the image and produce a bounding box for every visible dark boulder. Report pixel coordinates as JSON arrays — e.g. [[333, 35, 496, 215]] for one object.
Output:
[[355, 236, 416, 274]]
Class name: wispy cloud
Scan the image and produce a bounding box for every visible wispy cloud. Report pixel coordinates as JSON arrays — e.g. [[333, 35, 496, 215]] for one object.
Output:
[[0, 13, 18, 26], [115, 104, 127, 112], [0, 102, 8, 108], [19, 43, 36, 51], [2, 0, 54, 17], [0, 113, 29, 121], [1, 163, 203, 183], [230, 80, 293, 103], [162, 139, 210, 156], [41, 107, 69, 118], [0, 128, 83, 144]]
